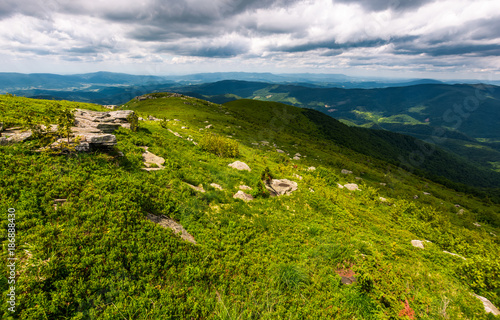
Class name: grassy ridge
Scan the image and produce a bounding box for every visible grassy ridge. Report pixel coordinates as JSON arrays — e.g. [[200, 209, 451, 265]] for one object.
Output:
[[1, 93, 499, 319]]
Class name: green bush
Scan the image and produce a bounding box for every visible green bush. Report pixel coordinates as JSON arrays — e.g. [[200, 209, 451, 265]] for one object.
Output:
[[199, 133, 239, 158]]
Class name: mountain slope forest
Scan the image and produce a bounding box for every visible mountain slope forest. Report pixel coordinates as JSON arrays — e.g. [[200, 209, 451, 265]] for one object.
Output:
[[1, 93, 499, 319], [178, 81, 500, 171]]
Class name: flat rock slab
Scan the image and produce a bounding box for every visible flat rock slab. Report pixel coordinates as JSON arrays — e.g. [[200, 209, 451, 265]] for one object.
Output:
[[186, 183, 205, 193], [266, 179, 298, 196], [228, 161, 251, 171], [74, 109, 135, 133], [442, 250, 466, 260], [473, 294, 500, 316], [0, 128, 33, 145], [146, 213, 197, 244], [210, 183, 223, 190], [233, 190, 254, 202], [344, 183, 360, 191], [141, 147, 165, 170]]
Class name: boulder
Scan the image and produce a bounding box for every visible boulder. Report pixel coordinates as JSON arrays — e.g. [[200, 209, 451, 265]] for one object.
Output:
[[265, 179, 298, 196], [233, 191, 254, 202], [228, 161, 251, 171]]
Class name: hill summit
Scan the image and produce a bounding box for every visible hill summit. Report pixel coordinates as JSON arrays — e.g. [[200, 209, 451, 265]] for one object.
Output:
[[0, 93, 499, 319]]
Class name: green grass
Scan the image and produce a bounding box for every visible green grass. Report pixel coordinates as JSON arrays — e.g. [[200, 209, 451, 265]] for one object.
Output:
[[0, 93, 499, 319]]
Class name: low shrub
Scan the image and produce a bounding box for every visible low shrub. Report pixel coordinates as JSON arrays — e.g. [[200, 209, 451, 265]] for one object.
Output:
[[199, 133, 239, 158]]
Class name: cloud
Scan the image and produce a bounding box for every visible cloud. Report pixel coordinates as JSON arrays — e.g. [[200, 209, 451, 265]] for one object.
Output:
[[0, 0, 499, 79]]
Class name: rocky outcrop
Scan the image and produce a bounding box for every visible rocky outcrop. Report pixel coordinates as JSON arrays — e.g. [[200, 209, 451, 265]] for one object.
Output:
[[146, 213, 197, 244], [228, 161, 251, 171], [265, 179, 298, 196], [74, 109, 134, 132], [0, 128, 33, 145], [51, 109, 136, 151]]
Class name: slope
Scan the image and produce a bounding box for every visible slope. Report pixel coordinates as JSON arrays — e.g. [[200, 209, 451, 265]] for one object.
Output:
[[0, 93, 499, 319]]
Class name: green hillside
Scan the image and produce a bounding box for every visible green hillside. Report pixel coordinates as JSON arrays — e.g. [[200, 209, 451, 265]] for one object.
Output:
[[180, 81, 500, 170], [1, 93, 499, 319]]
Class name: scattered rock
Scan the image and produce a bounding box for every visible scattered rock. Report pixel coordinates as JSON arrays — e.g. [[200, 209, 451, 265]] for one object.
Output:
[[239, 185, 252, 190], [455, 204, 461, 208], [228, 161, 251, 171], [457, 209, 464, 215], [293, 173, 303, 180], [140, 146, 165, 171], [186, 183, 205, 193], [260, 141, 269, 145], [138, 117, 144, 121], [205, 124, 212, 129], [210, 183, 223, 190], [380, 183, 387, 186], [473, 294, 500, 316], [355, 177, 362, 180], [411, 240, 425, 249], [423, 192, 431, 195], [309, 188, 315, 192], [265, 179, 298, 196], [233, 191, 254, 202], [337, 183, 344, 189], [307, 166, 316, 171], [379, 197, 387, 202], [276, 149, 285, 153], [442, 250, 466, 260], [336, 268, 357, 285], [344, 184, 360, 191], [293, 156, 301, 160], [295, 153, 301, 157], [341, 169, 353, 175], [473, 222, 481, 227], [146, 213, 197, 244], [413, 195, 419, 199]]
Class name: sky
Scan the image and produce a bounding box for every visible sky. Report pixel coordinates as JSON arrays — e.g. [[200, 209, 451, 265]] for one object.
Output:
[[0, 0, 499, 80]]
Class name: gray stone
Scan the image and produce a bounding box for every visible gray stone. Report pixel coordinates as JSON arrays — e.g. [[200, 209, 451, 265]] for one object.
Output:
[[265, 179, 298, 196], [228, 161, 251, 171], [276, 149, 285, 153], [344, 183, 360, 191], [307, 166, 316, 171], [233, 191, 254, 202], [341, 169, 353, 175], [239, 185, 252, 190], [186, 183, 205, 193]]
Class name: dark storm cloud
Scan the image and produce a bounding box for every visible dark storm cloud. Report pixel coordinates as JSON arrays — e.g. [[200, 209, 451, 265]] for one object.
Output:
[[155, 41, 249, 58], [273, 36, 418, 53], [333, 0, 434, 12]]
